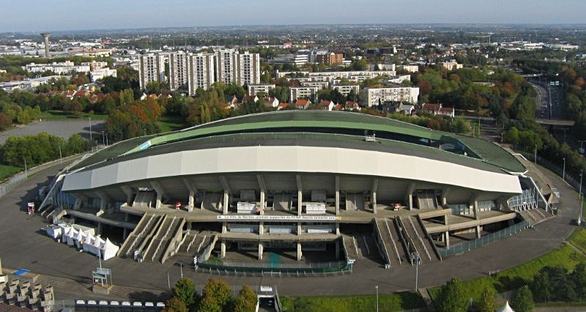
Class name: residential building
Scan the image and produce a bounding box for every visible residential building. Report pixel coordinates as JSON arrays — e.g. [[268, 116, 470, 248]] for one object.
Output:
[[290, 86, 321, 103], [361, 86, 420, 107], [332, 84, 360, 97], [187, 52, 215, 95], [441, 60, 463, 71], [90, 68, 117, 82], [237, 51, 261, 86], [420, 103, 455, 118], [169, 52, 189, 91], [248, 84, 275, 97], [24, 61, 90, 75], [138, 53, 166, 90], [316, 52, 344, 65]]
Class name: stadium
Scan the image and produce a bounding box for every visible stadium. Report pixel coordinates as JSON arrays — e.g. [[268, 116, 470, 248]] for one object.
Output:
[[42, 110, 554, 272]]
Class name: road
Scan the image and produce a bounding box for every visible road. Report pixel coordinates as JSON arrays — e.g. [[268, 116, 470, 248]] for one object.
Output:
[[0, 119, 105, 145], [0, 162, 581, 301]]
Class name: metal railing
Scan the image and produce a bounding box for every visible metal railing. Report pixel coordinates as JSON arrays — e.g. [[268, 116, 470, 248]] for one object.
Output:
[[198, 259, 352, 276], [437, 220, 530, 258]]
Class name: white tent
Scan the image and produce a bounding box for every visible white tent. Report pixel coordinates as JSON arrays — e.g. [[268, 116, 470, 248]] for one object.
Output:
[[102, 239, 119, 261], [45, 225, 62, 240], [66, 228, 78, 246], [497, 301, 515, 312]]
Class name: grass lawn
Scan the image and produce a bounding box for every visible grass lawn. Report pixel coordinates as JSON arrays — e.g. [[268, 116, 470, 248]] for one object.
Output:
[[0, 165, 22, 182], [281, 292, 424, 312], [40, 110, 108, 121], [158, 115, 188, 132]]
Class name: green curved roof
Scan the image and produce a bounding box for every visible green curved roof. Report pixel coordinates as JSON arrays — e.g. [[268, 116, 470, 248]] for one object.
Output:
[[72, 110, 526, 174]]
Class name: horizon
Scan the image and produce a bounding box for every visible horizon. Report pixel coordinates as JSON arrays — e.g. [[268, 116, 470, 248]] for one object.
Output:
[[1, 0, 586, 33]]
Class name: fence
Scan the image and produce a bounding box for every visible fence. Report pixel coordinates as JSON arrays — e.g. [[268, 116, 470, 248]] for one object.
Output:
[[0, 153, 84, 200], [437, 220, 530, 258], [522, 152, 585, 193], [198, 259, 352, 277]]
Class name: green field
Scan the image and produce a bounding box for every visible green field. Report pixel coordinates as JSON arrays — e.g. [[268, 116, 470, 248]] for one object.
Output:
[[41, 110, 109, 121], [281, 292, 425, 312], [0, 165, 22, 182], [157, 115, 187, 132]]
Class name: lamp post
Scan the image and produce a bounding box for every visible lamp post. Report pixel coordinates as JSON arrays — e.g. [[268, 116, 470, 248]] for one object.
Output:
[[375, 285, 379, 312], [563, 157, 566, 181], [412, 252, 421, 291], [579, 170, 583, 226]]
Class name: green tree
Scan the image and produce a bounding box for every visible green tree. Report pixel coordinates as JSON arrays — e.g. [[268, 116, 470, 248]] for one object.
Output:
[[232, 285, 257, 312], [572, 263, 586, 300], [199, 279, 232, 312], [511, 286, 534, 312], [172, 278, 198, 309], [163, 297, 188, 312], [478, 286, 496, 312], [435, 278, 468, 312]]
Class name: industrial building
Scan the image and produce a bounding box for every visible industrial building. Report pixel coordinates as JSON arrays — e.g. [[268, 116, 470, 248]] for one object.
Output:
[[41, 111, 553, 271]]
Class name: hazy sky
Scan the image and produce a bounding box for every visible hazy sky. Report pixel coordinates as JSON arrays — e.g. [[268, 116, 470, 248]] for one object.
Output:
[[1, 0, 585, 33]]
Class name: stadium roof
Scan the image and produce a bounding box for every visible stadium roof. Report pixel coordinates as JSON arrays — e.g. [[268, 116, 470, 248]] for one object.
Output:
[[71, 111, 526, 174]]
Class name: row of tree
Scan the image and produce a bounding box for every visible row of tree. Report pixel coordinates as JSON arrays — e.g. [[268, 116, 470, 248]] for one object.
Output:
[[165, 278, 256, 312], [434, 278, 534, 312], [0, 132, 88, 167]]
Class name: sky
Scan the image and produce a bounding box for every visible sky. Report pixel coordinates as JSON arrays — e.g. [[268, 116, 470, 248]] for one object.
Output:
[[1, 0, 585, 33]]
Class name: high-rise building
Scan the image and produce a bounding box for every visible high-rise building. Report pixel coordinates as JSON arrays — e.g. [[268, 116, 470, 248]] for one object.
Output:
[[138, 53, 166, 90], [215, 49, 260, 86], [168, 52, 188, 91], [215, 49, 238, 85], [187, 52, 215, 95], [236, 51, 261, 86]]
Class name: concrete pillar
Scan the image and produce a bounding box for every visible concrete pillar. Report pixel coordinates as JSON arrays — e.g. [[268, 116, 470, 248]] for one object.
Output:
[[150, 181, 164, 209], [121, 186, 133, 205], [371, 191, 377, 214], [297, 190, 303, 216], [74, 198, 82, 210], [371, 179, 378, 214], [441, 187, 450, 207], [259, 190, 265, 215], [222, 222, 227, 233], [188, 191, 195, 211], [473, 200, 481, 239], [296, 242, 302, 261], [335, 176, 340, 215], [445, 232, 450, 249], [182, 178, 197, 211], [258, 243, 264, 261], [223, 192, 229, 214], [406, 182, 416, 210], [220, 241, 226, 258], [259, 222, 264, 235], [335, 223, 340, 235], [297, 223, 302, 235]]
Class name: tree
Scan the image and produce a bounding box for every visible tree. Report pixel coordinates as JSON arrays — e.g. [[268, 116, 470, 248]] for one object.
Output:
[[435, 278, 468, 312], [172, 278, 198, 309], [163, 297, 188, 312], [232, 285, 257, 312], [572, 262, 586, 300], [511, 286, 534, 312], [478, 286, 496, 312], [199, 279, 232, 312]]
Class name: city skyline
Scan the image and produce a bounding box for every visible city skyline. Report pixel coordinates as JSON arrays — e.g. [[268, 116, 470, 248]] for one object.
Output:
[[1, 0, 586, 33]]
